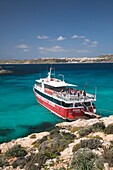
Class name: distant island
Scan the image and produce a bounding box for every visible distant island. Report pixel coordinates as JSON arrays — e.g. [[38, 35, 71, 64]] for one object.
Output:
[[0, 54, 113, 64]]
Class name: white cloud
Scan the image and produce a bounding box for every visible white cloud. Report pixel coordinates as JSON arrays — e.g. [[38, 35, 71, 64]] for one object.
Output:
[[24, 49, 29, 52], [56, 36, 66, 41], [16, 43, 30, 52], [16, 44, 30, 49], [83, 39, 98, 47], [38, 45, 67, 53], [82, 42, 87, 45], [37, 35, 49, 39], [71, 35, 86, 39], [71, 35, 78, 39], [84, 38, 90, 42], [91, 41, 98, 46]]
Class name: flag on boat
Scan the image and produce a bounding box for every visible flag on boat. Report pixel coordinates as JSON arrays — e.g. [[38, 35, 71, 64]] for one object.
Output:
[[50, 67, 53, 70]]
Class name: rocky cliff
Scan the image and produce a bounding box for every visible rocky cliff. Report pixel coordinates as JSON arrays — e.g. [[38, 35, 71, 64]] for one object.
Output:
[[0, 116, 113, 170]]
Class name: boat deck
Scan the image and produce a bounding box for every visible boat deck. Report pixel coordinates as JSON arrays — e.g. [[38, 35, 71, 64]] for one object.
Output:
[[34, 84, 96, 103], [55, 92, 96, 102]]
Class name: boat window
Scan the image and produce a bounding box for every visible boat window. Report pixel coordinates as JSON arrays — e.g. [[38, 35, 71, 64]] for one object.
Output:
[[92, 103, 95, 106], [44, 84, 55, 90], [84, 102, 91, 107], [62, 102, 73, 107], [36, 83, 41, 87], [44, 84, 66, 92], [75, 103, 82, 107]]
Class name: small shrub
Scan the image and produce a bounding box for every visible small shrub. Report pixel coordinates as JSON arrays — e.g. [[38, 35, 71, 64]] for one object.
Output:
[[103, 146, 113, 167], [61, 132, 75, 142], [12, 157, 26, 168], [0, 155, 9, 167], [104, 123, 113, 134], [25, 152, 48, 170], [72, 143, 80, 152], [49, 128, 60, 139], [26, 129, 76, 169], [39, 137, 68, 157], [57, 138, 68, 153], [92, 122, 105, 132], [93, 156, 104, 170], [44, 150, 58, 159], [88, 135, 103, 140], [71, 126, 81, 133], [5, 144, 27, 158], [32, 135, 48, 148], [70, 148, 104, 170], [80, 138, 102, 150], [78, 126, 92, 137]]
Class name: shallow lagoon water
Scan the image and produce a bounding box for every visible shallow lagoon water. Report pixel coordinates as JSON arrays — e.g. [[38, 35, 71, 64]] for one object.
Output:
[[0, 63, 113, 143]]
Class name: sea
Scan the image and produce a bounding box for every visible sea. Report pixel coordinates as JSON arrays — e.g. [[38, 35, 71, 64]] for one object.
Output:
[[0, 63, 113, 143]]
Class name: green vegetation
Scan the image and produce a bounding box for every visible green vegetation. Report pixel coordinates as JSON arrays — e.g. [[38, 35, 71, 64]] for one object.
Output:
[[103, 146, 113, 167], [1, 119, 113, 169], [87, 135, 103, 140], [25, 152, 49, 170], [104, 123, 113, 134], [78, 126, 92, 137], [80, 138, 102, 150], [72, 138, 102, 153], [92, 122, 105, 132], [26, 128, 76, 169], [0, 155, 9, 167], [32, 135, 48, 148], [5, 144, 27, 158], [70, 148, 104, 170], [72, 143, 80, 152], [12, 157, 27, 169], [78, 122, 106, 137], [71, 126, 81, 133]]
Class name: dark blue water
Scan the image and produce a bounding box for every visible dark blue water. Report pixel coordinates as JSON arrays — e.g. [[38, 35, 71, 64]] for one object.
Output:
[[0, 63, 113, 143]]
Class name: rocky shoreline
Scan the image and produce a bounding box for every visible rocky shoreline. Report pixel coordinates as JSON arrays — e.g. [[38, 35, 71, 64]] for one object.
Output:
[[0, 54, 113, 64], [0, 116, 113, 170]]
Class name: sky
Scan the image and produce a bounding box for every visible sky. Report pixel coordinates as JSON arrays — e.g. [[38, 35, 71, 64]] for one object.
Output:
[[0, 0, 113, 60]]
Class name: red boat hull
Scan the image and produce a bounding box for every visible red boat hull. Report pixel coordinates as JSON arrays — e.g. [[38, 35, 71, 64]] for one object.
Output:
[[34, 91, 86, 120]]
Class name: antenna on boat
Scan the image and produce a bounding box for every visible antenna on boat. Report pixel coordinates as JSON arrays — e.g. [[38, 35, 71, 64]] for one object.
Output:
[[95, 86, 97, 99], [84, 81, 88, 91], [53, 67, 55, 78]]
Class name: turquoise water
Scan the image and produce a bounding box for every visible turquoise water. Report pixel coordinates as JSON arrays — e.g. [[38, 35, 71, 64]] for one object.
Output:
[[0, 63, 113, 143]]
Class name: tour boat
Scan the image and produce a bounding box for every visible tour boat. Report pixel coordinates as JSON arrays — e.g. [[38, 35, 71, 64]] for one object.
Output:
[[33, 68, 99, 120]]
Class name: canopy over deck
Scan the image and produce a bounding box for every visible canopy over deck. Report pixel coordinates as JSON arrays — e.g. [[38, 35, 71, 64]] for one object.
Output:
[[36, 78, 77, 88]]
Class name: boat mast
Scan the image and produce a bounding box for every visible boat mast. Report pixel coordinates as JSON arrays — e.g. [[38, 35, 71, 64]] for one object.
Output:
[[48, 67, 53, 81]]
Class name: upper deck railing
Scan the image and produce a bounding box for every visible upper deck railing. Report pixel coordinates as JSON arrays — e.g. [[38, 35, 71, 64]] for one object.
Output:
[[34, 84, 96, 102], [55, 92, 96, 102]]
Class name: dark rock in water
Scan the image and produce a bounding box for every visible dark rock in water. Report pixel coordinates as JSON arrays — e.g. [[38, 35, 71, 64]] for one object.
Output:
[[19, 122, 54, 134], [0, 128, 15, 136], [0, 69, 12, 75]]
